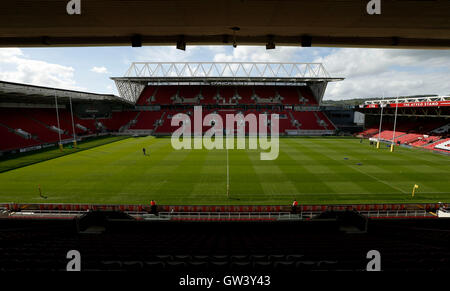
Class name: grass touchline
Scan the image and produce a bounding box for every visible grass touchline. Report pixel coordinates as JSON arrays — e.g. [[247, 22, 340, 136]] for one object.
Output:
[[0, 136, 448, 205]]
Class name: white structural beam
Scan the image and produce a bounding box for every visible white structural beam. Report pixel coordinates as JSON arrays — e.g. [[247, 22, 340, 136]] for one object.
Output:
[[365, 96, 450, 105], [114, 80, 146, 104], [114, 62, 338, 103], [124, 62, 331, 79], [0, 80, 129, 103]]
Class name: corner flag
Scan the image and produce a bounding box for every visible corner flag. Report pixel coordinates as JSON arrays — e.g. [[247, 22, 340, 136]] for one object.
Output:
[[38, 185, 48, 199], [412, 184, 419, 197]]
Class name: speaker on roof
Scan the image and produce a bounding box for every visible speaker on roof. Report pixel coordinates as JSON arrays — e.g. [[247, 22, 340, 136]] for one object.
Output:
[[131, 34, 142, 47], [176, 35, 186, 51], [301, 35, 312, 47]]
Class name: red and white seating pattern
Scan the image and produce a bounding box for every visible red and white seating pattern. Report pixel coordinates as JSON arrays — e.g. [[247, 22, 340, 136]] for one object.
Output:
[[129, 111, 162, 130], [135, 85, 319, 105], [0, 85, 332, 151], [358, 121, 449, 153], [0, 124, 40, 151], [0, 108, 139, 151], [433, 138, 450, 152], [150, 109, 332, 134]]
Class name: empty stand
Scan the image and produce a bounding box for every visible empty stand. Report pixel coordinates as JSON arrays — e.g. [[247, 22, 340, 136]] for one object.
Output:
[[218, 87, 237, 104], [136, 86, 157, 105], [152, 86, 178, 105], [130, 111, 162, 130], [99, 111, 139, 131], [236, 87, 253, 104], [0, 108, 71, 144], [0, 124, 40, 151], [290, 111, 335, 131], [298, 87, 318, 105], [278, 87, 300, 104], [200, 87, 218, 105], [0, 216, 448, 271], [372, 130, 405, 141], [0, 84, 339, 151], [358, 119, 449, 153]]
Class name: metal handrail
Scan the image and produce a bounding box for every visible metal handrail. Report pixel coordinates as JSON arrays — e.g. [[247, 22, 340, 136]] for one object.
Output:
[[158, 211, 296, 220], [4, 209, 435, 220]]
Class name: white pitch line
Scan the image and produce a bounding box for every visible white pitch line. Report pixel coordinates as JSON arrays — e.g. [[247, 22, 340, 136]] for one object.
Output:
[[206, 192, 450, 196], [348, 164, 408, 194], [226, 147, 230, 199], [290, 139, 409, 194]]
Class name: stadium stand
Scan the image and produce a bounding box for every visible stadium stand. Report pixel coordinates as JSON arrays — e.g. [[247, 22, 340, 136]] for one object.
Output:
[[199, 86, 218, 104], [356, 98, 450, 153], [371, 130, 405, 141], [410, 135, 442, 147], [278, 87, 300, 105], [358, 127, 378, 138], [290, 111, 335, 131], [129, 111, 161, 131], [0, 124, 40, 151], [0, 108, 71, 143], [299, 87, 318, 105], [0, 214, 448, 271], [0, 64, 448, 273], [151, 86, 178, 105], [434, 138, 450, 151], [0, 63, 345, 151], [423, 138, 450, 151], [0, 94, 337, 150], [235, 87, 253, 104], [136, 86, 157, 105], [2, 76, 448, 157], [359, 125, 449, 153], [98, 111, 138, 131]]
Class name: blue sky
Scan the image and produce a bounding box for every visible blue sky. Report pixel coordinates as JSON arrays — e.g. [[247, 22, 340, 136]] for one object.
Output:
[[0, 46, 449, 100]]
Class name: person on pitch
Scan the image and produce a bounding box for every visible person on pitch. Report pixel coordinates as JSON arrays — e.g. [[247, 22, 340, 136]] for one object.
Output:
[[291, 199, 298, 214], [150, 200, 157, 214]]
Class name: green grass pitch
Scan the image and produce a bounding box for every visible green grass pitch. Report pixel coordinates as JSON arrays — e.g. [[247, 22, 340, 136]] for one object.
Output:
[[0, 136, 449, 205]]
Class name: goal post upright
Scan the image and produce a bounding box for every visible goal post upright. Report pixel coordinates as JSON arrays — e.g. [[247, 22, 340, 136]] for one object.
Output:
[[377, 92, 385, 150], [390, 94, 399, 153], [226, 143, 230, 199], [54, 90, 63, 152]]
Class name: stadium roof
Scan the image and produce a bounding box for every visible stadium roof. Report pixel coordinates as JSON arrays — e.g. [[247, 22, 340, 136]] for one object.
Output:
[[358, 95, 450, 111], [112, 62, 344, 103], [0, 80, 132, 105], [0, 0, 449, 49], [364, 96, 450, 105]]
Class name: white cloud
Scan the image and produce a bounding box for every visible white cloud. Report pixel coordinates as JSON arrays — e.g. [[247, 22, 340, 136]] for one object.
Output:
[[326, 71, 450, 100], [90, 66, 109, 74], [315, 49, 450, 79], [1, 46, 447, 100], [135, 46, 207, 62], [207, 46, 450, 99], [213, 46, 300, 62], [314, 48, 450, 100], [0, 48, 83, 90], [134, 45, 301, 63], [106, 84, 117, 95]]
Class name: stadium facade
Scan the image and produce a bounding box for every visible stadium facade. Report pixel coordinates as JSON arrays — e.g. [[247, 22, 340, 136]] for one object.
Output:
[[1, 62, 448, 155], [1, 61, 448, 217], [357, 96, 450, 153], [0, 62, 348, 154]]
